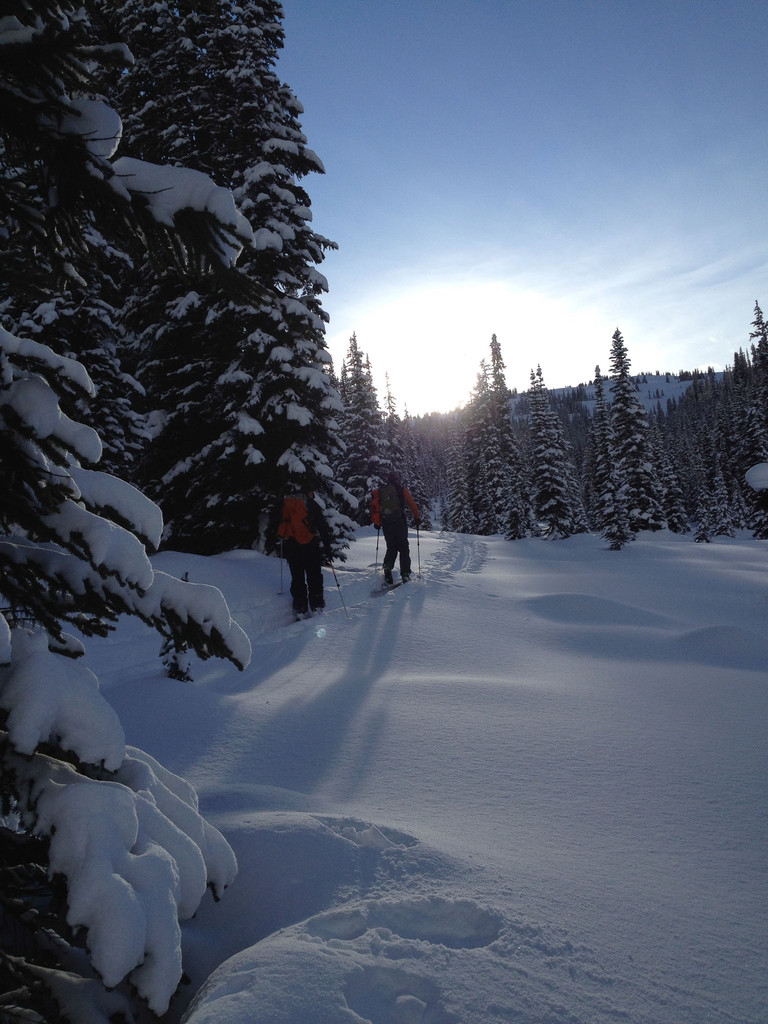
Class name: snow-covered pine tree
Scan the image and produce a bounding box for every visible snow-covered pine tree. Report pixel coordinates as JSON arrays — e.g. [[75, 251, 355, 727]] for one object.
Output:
[[464, 360, 507, 534], [744, 302, 768, 537], [411, 411, 452, 510], [1, 244, 146, 479], [587, 367, 632, 549], [488, 334, 531, 539], [383, 373, 405, 477], [712, 376, 749, 529], [0, 14, 148, 480], [584, 367, 609, 527], [749, 301, 768, 415], [443, 424, 475, 533], [336, 334, 387, 523], [528, 365, 587, 538], [653, 427, 689, 533], [401, 408, 434, 530], [608, 329, 666, 533], [693, 492, 713, 542], [1, 6, 253, 1017], [104, 0, 355, 554], [692, 425, 739, 538]]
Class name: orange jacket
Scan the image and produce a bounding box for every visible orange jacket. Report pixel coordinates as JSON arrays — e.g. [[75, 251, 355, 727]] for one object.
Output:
[[278, 495, 318, 545], [370, 485, 419, 528]]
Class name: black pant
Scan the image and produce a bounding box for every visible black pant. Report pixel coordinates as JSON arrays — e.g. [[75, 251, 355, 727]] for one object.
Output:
[[382, 516, 411, 576], [285, 539, 324, 611]]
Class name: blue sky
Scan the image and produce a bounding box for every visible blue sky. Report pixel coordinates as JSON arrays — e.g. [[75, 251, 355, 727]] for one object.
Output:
[[278, 0, 768, 414]]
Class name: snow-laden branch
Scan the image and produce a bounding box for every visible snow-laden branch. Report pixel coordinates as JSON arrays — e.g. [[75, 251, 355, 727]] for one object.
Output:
[[1, 376, 102, 464], [3, 634, 238, 1014], [132, 571, 251, 670], [43, 498, 155, 592], [68, 466, 164, 551], [111, 157, 254, 267], [0, 630, 125, 768], [0, 325, 94, 395]]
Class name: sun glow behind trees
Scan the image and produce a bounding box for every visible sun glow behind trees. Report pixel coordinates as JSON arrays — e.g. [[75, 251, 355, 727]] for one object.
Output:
[[326, 277, 636, 416]]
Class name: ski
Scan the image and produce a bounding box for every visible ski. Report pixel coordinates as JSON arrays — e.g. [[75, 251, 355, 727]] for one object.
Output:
[[370, 579, 411, 596]]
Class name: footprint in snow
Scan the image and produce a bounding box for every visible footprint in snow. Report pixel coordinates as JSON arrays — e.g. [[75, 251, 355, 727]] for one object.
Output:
[[316, 815, 419, 850], [344, 965, 458, 1024], [306, 894, 502, 950], [306, 896, 499, 1024]]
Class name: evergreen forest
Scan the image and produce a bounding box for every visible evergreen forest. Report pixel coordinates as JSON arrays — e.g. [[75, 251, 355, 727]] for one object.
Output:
[[1, 2, 766, 1021]]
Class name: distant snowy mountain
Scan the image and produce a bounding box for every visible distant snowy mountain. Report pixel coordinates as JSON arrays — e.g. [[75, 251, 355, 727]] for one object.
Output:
[[549, 370, 725, 415]]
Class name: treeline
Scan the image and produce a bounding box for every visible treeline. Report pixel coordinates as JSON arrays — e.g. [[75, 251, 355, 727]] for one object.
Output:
[[339, 305, 768, 549], [3, 0, 358, 561]]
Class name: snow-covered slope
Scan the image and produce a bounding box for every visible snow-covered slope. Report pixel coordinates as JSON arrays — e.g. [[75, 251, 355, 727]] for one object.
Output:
[[86, 528, 767, 1024], [550, 370, 721, 414]]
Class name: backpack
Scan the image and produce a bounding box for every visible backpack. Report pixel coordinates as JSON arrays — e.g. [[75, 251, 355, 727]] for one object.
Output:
[[378, 483, 402, 522], [278, 496, 315, 545]]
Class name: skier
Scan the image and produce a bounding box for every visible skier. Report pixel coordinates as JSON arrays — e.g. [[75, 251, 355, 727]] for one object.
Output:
[[278, 491, 333, 617], [370, 470, 421, 585]]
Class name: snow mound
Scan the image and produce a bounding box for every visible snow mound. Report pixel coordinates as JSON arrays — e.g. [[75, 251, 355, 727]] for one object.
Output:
[[522, 592, 674, 628]]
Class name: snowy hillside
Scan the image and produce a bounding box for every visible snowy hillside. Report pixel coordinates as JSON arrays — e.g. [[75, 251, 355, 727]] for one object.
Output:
[[548, 370, 722, 415], [86, 527, 767, 1024]]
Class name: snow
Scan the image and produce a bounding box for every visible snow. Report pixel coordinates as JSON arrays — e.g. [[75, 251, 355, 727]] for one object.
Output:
[[131, 570, 251, 671], [49, 499, 155, 590], [745, 461, 768, 491], [235, 410, 264, 436], [82, 529, 768, 1024], [285, 401, 313, 425], [55, 97, 123, 159], [110, 158, 254, 266], [0, 15, 40, 46], [532, 372, 720, 419], [25, 963, 133, 1024], [0, 324, 95, 394], [3, 377, 102, 463], [251, 227, 284, 251], [6, 680, 239, 1014], [0, 630, 124, 766], [276, 450, 307, 473], [68, 465, 164, 549]]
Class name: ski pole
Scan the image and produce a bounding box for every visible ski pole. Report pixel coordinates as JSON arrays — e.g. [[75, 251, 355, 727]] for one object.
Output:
[[375, 527, 380, 570], [416, 524, 421, 578], [329, 561, 349, 618]]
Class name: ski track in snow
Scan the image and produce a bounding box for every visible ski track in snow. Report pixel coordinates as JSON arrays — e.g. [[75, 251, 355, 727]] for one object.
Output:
[[87, 529, 768, 1024]]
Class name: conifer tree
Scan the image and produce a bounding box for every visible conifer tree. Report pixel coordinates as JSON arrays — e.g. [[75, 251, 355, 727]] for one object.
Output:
[[742, 302, 768, 537], [3, 257, 145, 479], [336, 334, 386, 522], [463, 347, 527, 537], [383, 373, 405, 476], [443, 424, 475, 533], [465, 362, 506, 533], [749, 301, 768, 414], [528, 366, 586, 538], [1, 5, 251, 1017], [401, 409, 434, 529], [608, 329, 666, 533], [587, 367, 632, 549], [586, 367, 612, 527], [655, 434, 689, 533], [0, 14, 147, 479], [104, 0, 354, 554], [488, 334, 531, 538], [693, 495, 713, 542]]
